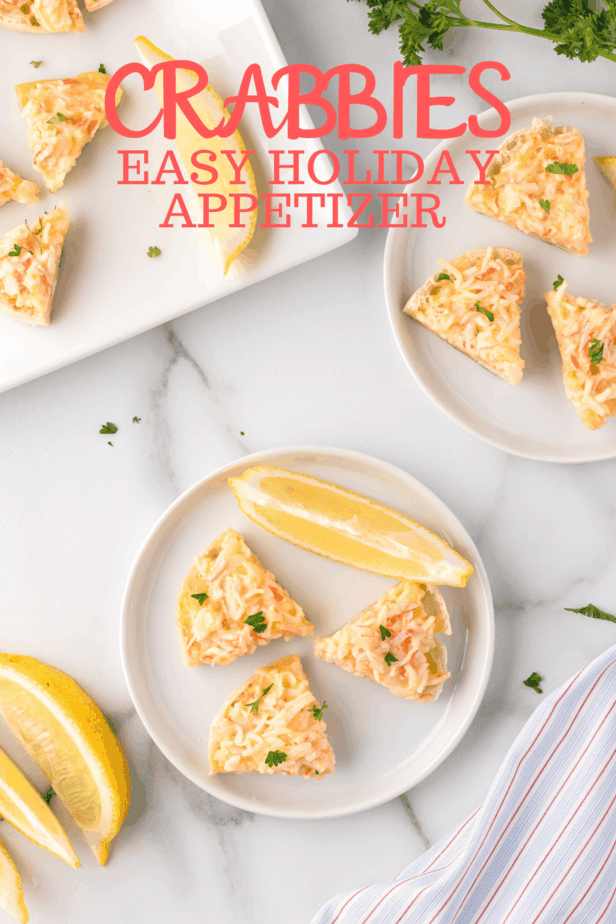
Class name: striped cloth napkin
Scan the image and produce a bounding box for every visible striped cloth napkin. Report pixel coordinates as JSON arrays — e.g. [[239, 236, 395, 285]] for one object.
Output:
[[311, 644, 616, 924]]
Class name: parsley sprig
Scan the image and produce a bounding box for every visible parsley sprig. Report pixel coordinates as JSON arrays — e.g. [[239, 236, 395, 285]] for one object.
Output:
[[565, 603, 616, 624], [247, 684, 273, 715], [346, 1, 616, 67], [41, 786, 55, 806], [244, 611, 267, 633], [523, 672, 543, 694], [191, 592, 208, 606], [379, 624, 392, 641], [546, 162, 579, 175], [265, 749, 287, 767], [309, 701, 328, 721], [436, 272, 451, 282], [589, 339, 604, 365], [384, 652, 398, 667]]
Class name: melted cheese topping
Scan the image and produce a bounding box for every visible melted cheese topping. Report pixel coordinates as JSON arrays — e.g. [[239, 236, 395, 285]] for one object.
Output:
[[15, 72, 121, 192], [314, 582, 450, 702], [404, 248, 525, 385], [546, 282, 616, 430], [0, 201, 69, 326], [466, 117, 591, 255], [0, 0, 83, 32], [0, 162, 39, 206], [176, 528, 313, 667], [209, 655, 335, 778]]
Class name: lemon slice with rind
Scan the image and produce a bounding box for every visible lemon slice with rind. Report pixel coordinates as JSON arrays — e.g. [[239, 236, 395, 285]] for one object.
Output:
[[135, 35, 258, 276], [229, 467, 473, 586], [0, 746, 79, 867], [0, 840, 28, 924], [0, 655, 130, 866]]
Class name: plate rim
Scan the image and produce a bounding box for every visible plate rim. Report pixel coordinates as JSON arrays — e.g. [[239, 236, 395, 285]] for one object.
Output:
[[120, 444, 495, 819], [384, 90, 616, 464]]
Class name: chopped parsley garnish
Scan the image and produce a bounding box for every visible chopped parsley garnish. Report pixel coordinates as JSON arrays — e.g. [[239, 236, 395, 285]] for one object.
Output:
[[384, 652, 398, 667], [546, 162, 579, 176], [148, 246, 161, 258], [30, 60, 42, 68], [475, 303, 495, 322], [589, 339, 604, 365], [240, 431, 245, 435], [565, 603, 616, 624], [191, 592, 208, 606], [436, 272, 451, 282], [47, 112, 74, 125], [523, 672, 543, 694], [99, 63, 106, 74], [8, 245, 23, 257], [41, 786, 54, 806], [244, 611, 267, 633], [99, 422, 117, 434], [247, 684, 273, 715], [132, 416, 141, 423], [20, 3, 28, 10], [553, 274, 565, 290], [379, 624, 392, 641], [539, 198, 550, 214], [309, 701, 328, 721], [265, 749, 287, 768]]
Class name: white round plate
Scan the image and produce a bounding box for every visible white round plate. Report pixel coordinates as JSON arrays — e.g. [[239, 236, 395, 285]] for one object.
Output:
[[121, 446, 493, 818], [385, 92, 616, 462]]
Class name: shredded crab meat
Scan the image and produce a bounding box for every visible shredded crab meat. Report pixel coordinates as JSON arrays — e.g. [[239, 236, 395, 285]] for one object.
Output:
[[546, 281, 616, 430], [209, 656, 335, 778], [405, 248, 525, 385], [314, 582, 451, 702], [176, 528, 312, 666], [0, 162, 39, 206], [465, 117, 591, 255]]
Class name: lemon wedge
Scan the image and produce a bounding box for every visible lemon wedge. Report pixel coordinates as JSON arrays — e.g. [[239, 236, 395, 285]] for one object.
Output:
[[0, 655, 130, 866], [135, 35, 258, 275], [229, 467, 474, 586], [0, 746, 79, 868], [0, 840, 28, 924], [595, 155, 616, 190]]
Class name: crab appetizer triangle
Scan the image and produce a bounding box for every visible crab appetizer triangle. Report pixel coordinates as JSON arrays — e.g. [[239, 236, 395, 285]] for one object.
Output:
[[209, 655, 334, 778], [0, 202, 69, 326], [15, 71, 122, 193], [404, 247, 525, 384], [546, 280, 616, 430], [175, 528, 313, 667], [0, 0, 83, 33], [465, 117, 591, 256], [0, 161, 39, 207], [314, 582, 451, 702]]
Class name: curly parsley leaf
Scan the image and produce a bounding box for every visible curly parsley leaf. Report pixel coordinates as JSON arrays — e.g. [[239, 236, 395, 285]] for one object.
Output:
[[384, 652, 399, 667], [553, 274, 565, 289], [436, 272, 451, 282], [546, 162, 579, 175], [41, 786, 55, 806], [379, 624, 392, 641], [309, 701, 328, 721], [539, 198, 551, 214], [589, 339, 604, 365], [247, 683, 273, 715], [132, 416, 141, 423], [265, 749, 287, 767], [191, 592, 208, 606], [99, 422, 117, 434], [523, 672, 543, 694], [244, 611, 267, 633], [565, 603, 616, 624], [99, 63, 106, 74], [148, 246, 161, 258], [475, 302, 495, 322]]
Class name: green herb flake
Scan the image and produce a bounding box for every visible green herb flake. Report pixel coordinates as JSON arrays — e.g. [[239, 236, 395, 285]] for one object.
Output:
[[99, 422, 117, 434], [553, 274, 565, 290], [247, 684, 273, 715], [379, 624, 392, 641], [8, 245, 23, 257], [436, 272, 451, 282], [475, 303, 495, 322], [30, 16, 38, 25], [47, 112, 74, 125], [309, 701, 328, 721], [589, 339, 604, 365], [41, 786, 55, 806], [546, 162, 579, 176], [539, 198, 551, 214], [99, 63, 106, 74], [565, 603, 616, 624], [191, 592, 208, 606], [244, 611, 267, 633], [148, 246, 161, 258], [265, 749, 287, 768], [384, 652, 399, 667], [30, 60, 42, 68], [132, 416, 141, 423], [523, 672, 543, 694]]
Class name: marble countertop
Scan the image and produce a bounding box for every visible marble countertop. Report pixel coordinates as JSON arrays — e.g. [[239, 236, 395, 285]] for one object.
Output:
[[2, 1, 616, 922]]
